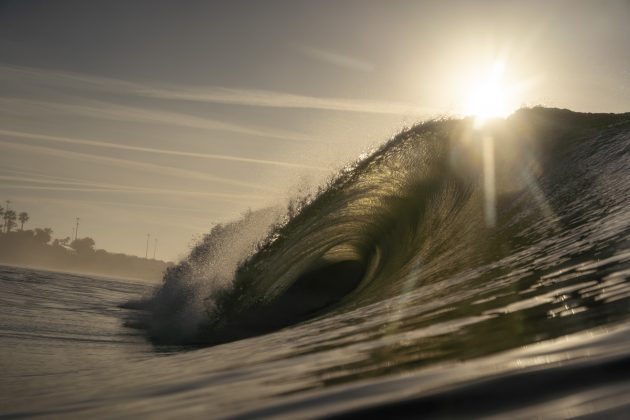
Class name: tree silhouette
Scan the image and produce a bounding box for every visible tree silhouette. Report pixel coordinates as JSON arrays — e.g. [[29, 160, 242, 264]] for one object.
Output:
[[70, 237, 96, 254], [18, 212, 29, 231], [34, 227, 53, 244], [3, 210, 17, 232]]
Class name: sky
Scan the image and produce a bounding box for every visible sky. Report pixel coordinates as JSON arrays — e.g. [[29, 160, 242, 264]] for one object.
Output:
[[0, 0, 629, 261]]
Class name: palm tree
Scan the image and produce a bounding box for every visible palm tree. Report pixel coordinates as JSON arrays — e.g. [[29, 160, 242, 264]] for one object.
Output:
[[18, 212, 29, 230], [4, 210, 17, 232]]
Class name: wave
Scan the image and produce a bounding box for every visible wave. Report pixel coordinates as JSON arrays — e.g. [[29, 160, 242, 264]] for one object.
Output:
[[131, 107, 630, 345]]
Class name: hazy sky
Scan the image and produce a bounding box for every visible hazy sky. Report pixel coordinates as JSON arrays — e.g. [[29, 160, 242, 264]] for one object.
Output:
[[1, 0, 628, 261]]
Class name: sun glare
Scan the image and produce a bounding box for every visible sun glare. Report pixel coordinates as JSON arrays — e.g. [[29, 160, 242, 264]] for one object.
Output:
[[465, 60, 515, 128]]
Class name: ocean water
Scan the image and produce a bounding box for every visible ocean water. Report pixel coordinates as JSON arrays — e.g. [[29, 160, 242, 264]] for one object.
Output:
[[1, 108, 629, 418]]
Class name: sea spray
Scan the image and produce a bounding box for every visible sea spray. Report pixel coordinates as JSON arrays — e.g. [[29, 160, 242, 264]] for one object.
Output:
[[139, 207, 283, 343]]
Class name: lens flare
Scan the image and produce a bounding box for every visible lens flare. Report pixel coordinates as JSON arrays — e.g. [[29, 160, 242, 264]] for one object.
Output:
[[465, 60, 516, 128]]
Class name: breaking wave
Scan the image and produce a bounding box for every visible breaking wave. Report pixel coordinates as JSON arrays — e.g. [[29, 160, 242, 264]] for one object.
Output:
[[130, 107, 630, 346]]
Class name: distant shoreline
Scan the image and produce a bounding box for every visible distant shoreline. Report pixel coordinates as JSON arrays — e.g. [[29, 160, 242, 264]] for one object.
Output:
[[0, 229, 173, 282]]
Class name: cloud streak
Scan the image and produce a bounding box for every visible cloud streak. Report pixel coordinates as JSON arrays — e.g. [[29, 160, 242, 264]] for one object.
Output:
[[295, 45, 375, 72], [0, 96, 318, 144], [0, 128, 327, 171], [138, 87, 434, 115], [0, 183, 265, 203], [0, 139, 280, 194], [1, 64, 437, 116], [0, 174, 267, 201]]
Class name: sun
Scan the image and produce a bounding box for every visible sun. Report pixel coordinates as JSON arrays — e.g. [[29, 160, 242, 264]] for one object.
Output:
[[464, 60, 516, 128]]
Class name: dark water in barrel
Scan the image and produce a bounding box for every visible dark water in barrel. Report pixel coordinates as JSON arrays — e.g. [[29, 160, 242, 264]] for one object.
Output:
[[2, 108, 629, 418]]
